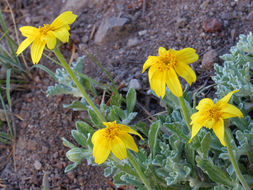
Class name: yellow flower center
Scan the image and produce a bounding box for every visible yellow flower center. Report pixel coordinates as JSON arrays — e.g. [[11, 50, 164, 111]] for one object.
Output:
[[207, 105, 221, 121], [38, 24, 51, 35], [104, 125, 119, 139], [160, 52, 177, 67]]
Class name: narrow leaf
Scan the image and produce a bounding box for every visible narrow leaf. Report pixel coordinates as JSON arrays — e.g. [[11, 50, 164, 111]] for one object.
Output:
[[148, 121, 161, 158], [75, 120, 94, 135], [88, 109, 101, 127], [196, 156, 234, 188], [64, 162, 79, 173], [71, 130, 88, 148], [126, 88, 136, 114], [62, 137, 76, 148], [164, 122, 189, 142], [63, 100, 87, 111], [6, 69, 11, 108]]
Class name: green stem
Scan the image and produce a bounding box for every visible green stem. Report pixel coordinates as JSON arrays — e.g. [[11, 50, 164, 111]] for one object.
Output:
[[225, 128, 250, 190], [178, 96, 191, 131], [53, 47, 106, 124], [127, 151, 152, 190]]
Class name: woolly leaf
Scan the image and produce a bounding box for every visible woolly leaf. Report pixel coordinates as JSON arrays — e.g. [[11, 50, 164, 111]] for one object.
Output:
[[126, 88, 136, 114], [71, 130, 88, 147], [64, 162, 79, 173], [196, 156, 234, 188], [75, 120, 94, 135], [148, 121, 161, 158]]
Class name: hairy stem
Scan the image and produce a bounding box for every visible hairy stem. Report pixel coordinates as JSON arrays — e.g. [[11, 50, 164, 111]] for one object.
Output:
[[53, 47, 106, 125], [127, 151, 152, 190], [225, 128, 250, 190]]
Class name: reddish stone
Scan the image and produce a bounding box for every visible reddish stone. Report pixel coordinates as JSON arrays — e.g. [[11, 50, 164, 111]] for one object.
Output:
[[203, 18, 222, 33]]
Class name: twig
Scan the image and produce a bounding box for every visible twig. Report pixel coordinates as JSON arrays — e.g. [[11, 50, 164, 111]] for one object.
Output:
[[12, 142, 16, 172], [136, 101, 156, 121], [68, 44, 75, 66], [89, 24, 97, 40], [142, 0, 146, 18]]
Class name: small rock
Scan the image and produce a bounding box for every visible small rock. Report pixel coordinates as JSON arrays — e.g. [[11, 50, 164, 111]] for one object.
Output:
[[27, 140, 37, 151], [138, 30, 147, 36], [61, 0, 105, 14], [94, 17, 129, 44], [231, 29, 236, 41], [34, 160, 42, 170], [81, 35, 89, 44], [200, 0, 209, 9], [25, 16, 31, 23], [127, 37, 140, 47], [53, 152, 59, 159], [34, 76, 40, 83], [128, 79, 141, 90], [56, 162, 63, 169], [175, 17, 188, 28], [41, 145, 49, 154], [67, 171, 75, 181], [201, 49, 218, 70], [202, 18, 222, 33], [71, 34, 80, 44]]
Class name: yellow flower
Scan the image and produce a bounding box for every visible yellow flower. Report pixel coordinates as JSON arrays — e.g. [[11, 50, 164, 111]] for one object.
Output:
[[91, 121, 143, 165], [16, 11, 77, 64], [142, 47, 198, 98], [189, 90, 243, 146]]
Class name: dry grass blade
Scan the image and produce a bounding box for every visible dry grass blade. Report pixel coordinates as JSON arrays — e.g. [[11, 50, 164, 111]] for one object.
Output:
[[5, 0, 29, 71]]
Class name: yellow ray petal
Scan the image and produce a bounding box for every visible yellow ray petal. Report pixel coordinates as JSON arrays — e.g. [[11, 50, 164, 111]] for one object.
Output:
[[118, 124, 144, 140], [31, 39, 46, 64], [189, 123, 203, 143], [221, 104, 243, 119], [19, 26, 38, 37], [149, 69, 166, 98], [16, 37, 34, 55], [52, 27, 70, 43], [91, 129, 104, 144], [165, 68, 182, 97], [174, 62, 196, 85], [195, 98, 214, 110], [217, 90, 239, 104], [45, 31, 57, 49], [111, 137, 127, 160], [176, 48, 199, 64], [93, 137, 111, 165], [212, 118, 226, 146], [142, 56, 159, 73], [50, 11, 77, 30], [158, 47, 167, 56], [118, 133, 138, 152], [191, 112, 207, 126]]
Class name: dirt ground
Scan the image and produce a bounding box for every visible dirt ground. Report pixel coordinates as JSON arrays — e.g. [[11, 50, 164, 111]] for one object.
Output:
[[0, 0, 253, 189]]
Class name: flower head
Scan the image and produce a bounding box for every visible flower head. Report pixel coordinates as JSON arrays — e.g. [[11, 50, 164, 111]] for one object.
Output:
[[16, 11, 77, 64], [91, 121, 143, 165], [142, 47, 198, 98], [189, 90, 243, 146]]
